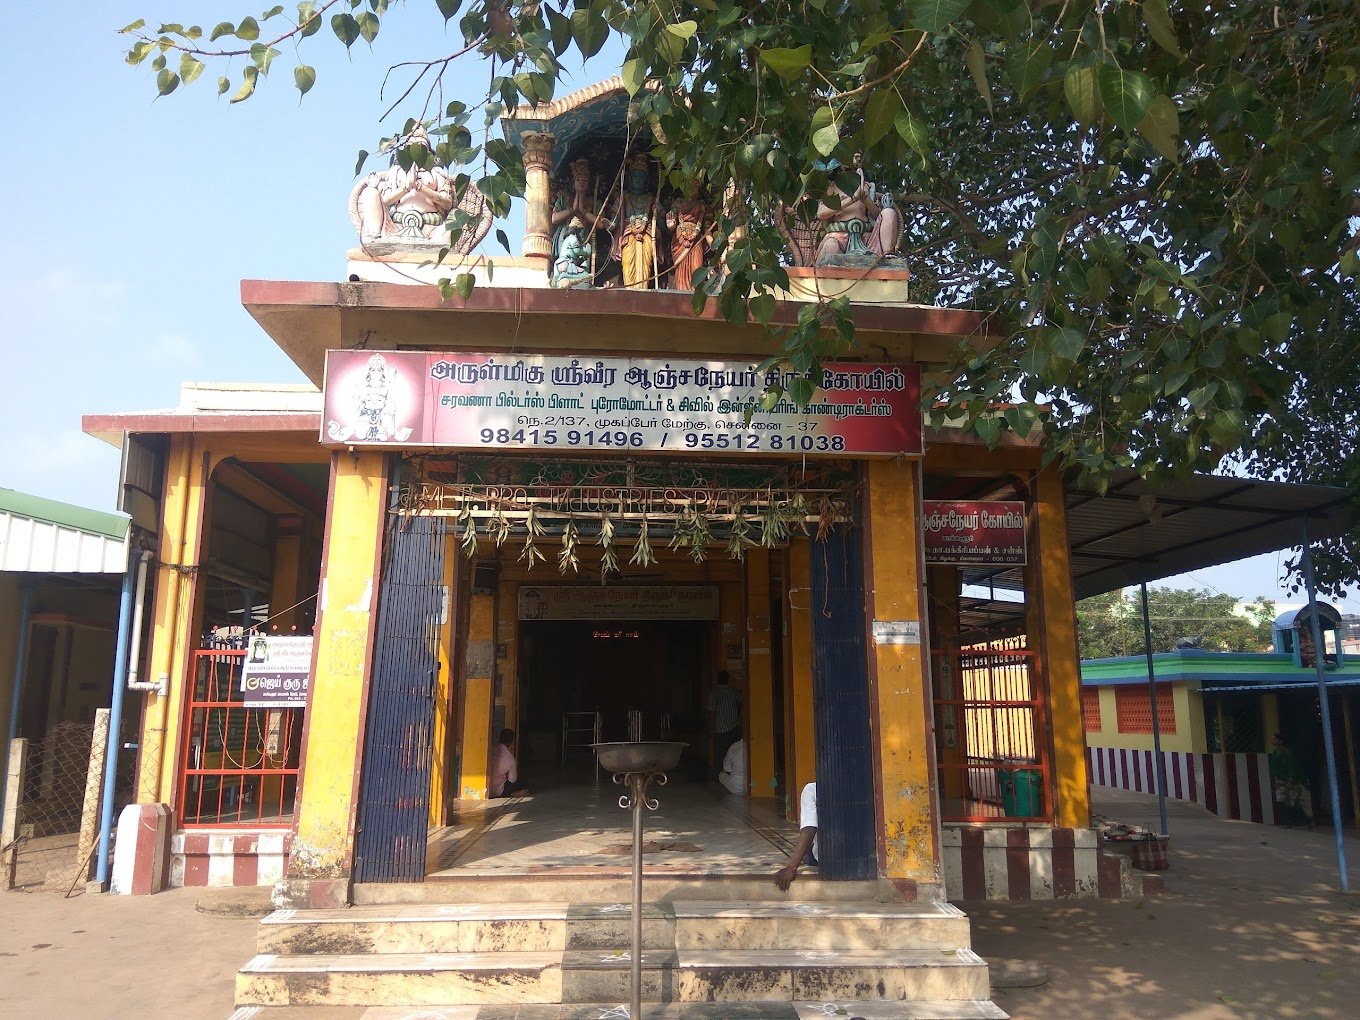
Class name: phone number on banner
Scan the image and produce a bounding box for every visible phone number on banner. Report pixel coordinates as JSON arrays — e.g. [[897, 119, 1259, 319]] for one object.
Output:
[[476, 423, 849, 453]]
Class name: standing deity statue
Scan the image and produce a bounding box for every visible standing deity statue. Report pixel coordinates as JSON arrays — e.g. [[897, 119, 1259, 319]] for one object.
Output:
[[814, 153, 904, 267], [549, 159, 608, 288], [665, 182, 713, 291], [610, 153, 659, 289]]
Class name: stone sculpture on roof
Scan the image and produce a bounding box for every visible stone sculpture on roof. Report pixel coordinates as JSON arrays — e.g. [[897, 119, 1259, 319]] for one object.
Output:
[[348, 125, 493, 256]]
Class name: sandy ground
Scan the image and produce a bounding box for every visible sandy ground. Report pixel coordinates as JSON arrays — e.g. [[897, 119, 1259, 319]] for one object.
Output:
[[0, 787, 1356, 1020], [975, 788, 1360, 1020]]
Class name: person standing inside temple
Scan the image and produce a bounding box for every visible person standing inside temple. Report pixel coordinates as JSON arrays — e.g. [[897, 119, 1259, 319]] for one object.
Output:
[[707, 671, 741, 780]]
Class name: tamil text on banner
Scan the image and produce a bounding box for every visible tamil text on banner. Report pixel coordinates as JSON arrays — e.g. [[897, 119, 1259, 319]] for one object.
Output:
[[921, 501, 1027, 566], [241, 635, 313, 708], [321, 351, 921, 457], [518, 585, 720, 621]]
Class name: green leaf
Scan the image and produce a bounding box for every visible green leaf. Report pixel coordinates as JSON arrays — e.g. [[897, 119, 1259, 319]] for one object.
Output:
[[355, 11, 380, 44], [788, 375, 816, 408], [749, 293, 776, 326], [966, 40, 992, 112], [179, 53, 205, 85], [1006, 43, 1052, 101], [546, 7, 572, 55], [435, 0, 461, 21], [298, 5, 321, 37], [250, 43, 281, 74], [354, 148, 370, 176], [666, 20, 697, 40], [1063, 64, 1100, 127], [229, 65, 259, 103], [571, 8, 608, 59], [209, 21, 235, 41], [294, 63, 316, 96], [811, 106, 839, 157], [495, 228, 511, 254], [455, 273, 474, 301], [1137, 94, 1179, 161], [217, 76, 230, 96], [119, 19, 147, 33], [155, 68, 180, 97], [759, 45, 812, 81], [865, 88, 902, 147], [622, 56, 645, 96], [894, 108, 930, 157], [236, 15, 260, 40], [261, 5, 284, 19], [1049, 327, 1085, 362], [332, 12, 360, 49], [1143, 0, 1183, 59], [910, 0, 970, 34], [1097, 64, 1155, 133]]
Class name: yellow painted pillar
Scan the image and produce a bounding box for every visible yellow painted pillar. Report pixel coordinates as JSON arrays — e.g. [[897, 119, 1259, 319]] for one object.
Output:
[[928, 566, 966, 802], [140, 435, 210, 804], [1031, 464, 1090, 828], [458, 589, 497, 800], [269, 515, 305, 632], [428, 532, 458, 826], [746, 549, 777, 797], [865, 459, 937, 881], [786, 540, 816, 807], [717, 580, 744, 768], [285, 451, 387, 896], [1262, 693, 1280, 749], [520, 131, 556, 263]]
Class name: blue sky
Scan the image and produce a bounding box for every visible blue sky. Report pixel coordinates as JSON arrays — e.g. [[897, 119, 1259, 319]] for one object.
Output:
[[0, 4, 1350, 612]]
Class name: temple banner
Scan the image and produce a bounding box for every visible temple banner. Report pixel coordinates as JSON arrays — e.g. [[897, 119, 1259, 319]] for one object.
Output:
[[321, 350, 921, 457], [240, 635, 312, 708], [921, 500, 1028, 566]]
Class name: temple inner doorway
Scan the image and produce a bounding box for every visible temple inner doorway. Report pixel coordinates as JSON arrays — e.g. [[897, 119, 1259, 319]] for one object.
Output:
[[517, 619, 711, 784]]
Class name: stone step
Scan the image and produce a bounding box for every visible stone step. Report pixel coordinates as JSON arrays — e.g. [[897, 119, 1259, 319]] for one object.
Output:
[[231, 1001, 1007, 1019], [258, 903, 680, 955], [258, 900, 970, 956], [354, 875, 914, 905], [672, 900, 970, 951], [236, 949, 990, 1008]]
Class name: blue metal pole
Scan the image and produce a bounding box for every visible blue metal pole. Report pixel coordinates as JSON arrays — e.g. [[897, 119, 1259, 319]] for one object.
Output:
[[1140, 582, 1170, 835], [3, 582, 35, 807], [95, 549, 141, 888], [1300, 520, 1349, 894]]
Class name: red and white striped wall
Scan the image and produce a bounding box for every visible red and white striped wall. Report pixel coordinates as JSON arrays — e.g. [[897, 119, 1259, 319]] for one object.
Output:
[[169, 830, 292, 888], [1087, 746, 1275, 824], [940, 826, 1134, 900]]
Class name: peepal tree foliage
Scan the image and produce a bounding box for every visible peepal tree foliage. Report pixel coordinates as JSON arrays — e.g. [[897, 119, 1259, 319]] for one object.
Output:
[[123, 2, 1360, 589]]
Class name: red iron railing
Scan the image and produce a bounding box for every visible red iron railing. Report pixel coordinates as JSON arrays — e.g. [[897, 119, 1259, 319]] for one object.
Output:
[[176, 649, 303, 828], [933, 645, 1053, 823]]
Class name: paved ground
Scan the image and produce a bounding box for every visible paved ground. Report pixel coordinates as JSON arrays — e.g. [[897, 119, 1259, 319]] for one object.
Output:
[[2, 787, 1357, 1019]]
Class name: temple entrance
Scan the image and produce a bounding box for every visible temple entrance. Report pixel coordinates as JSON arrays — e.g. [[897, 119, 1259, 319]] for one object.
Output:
[[518, 619, 710, 778]]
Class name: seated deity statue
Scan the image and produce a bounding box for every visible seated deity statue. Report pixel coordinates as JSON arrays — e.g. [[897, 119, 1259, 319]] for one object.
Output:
[[551, 223, 594, 288], [350, 125, 473, 250], [814, 154, 904, 267]]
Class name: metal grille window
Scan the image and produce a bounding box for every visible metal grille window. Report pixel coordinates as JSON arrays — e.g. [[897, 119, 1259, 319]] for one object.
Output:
[[1082, 688, 1103, 731], [933, 643, 1052, 822], [1114, 683, 1177, 735], [176, 649, 303, 827]]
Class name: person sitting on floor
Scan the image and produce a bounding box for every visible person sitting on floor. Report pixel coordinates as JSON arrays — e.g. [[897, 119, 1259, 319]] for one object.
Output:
[[773, 781, 818, 890], [718, 738, 747, 795], [491, 728, 530, 798]]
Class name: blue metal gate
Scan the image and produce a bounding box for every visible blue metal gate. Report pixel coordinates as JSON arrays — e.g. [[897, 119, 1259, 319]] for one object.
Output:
[[810, 524, 878, 880], [353, 512, 447, 882]]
